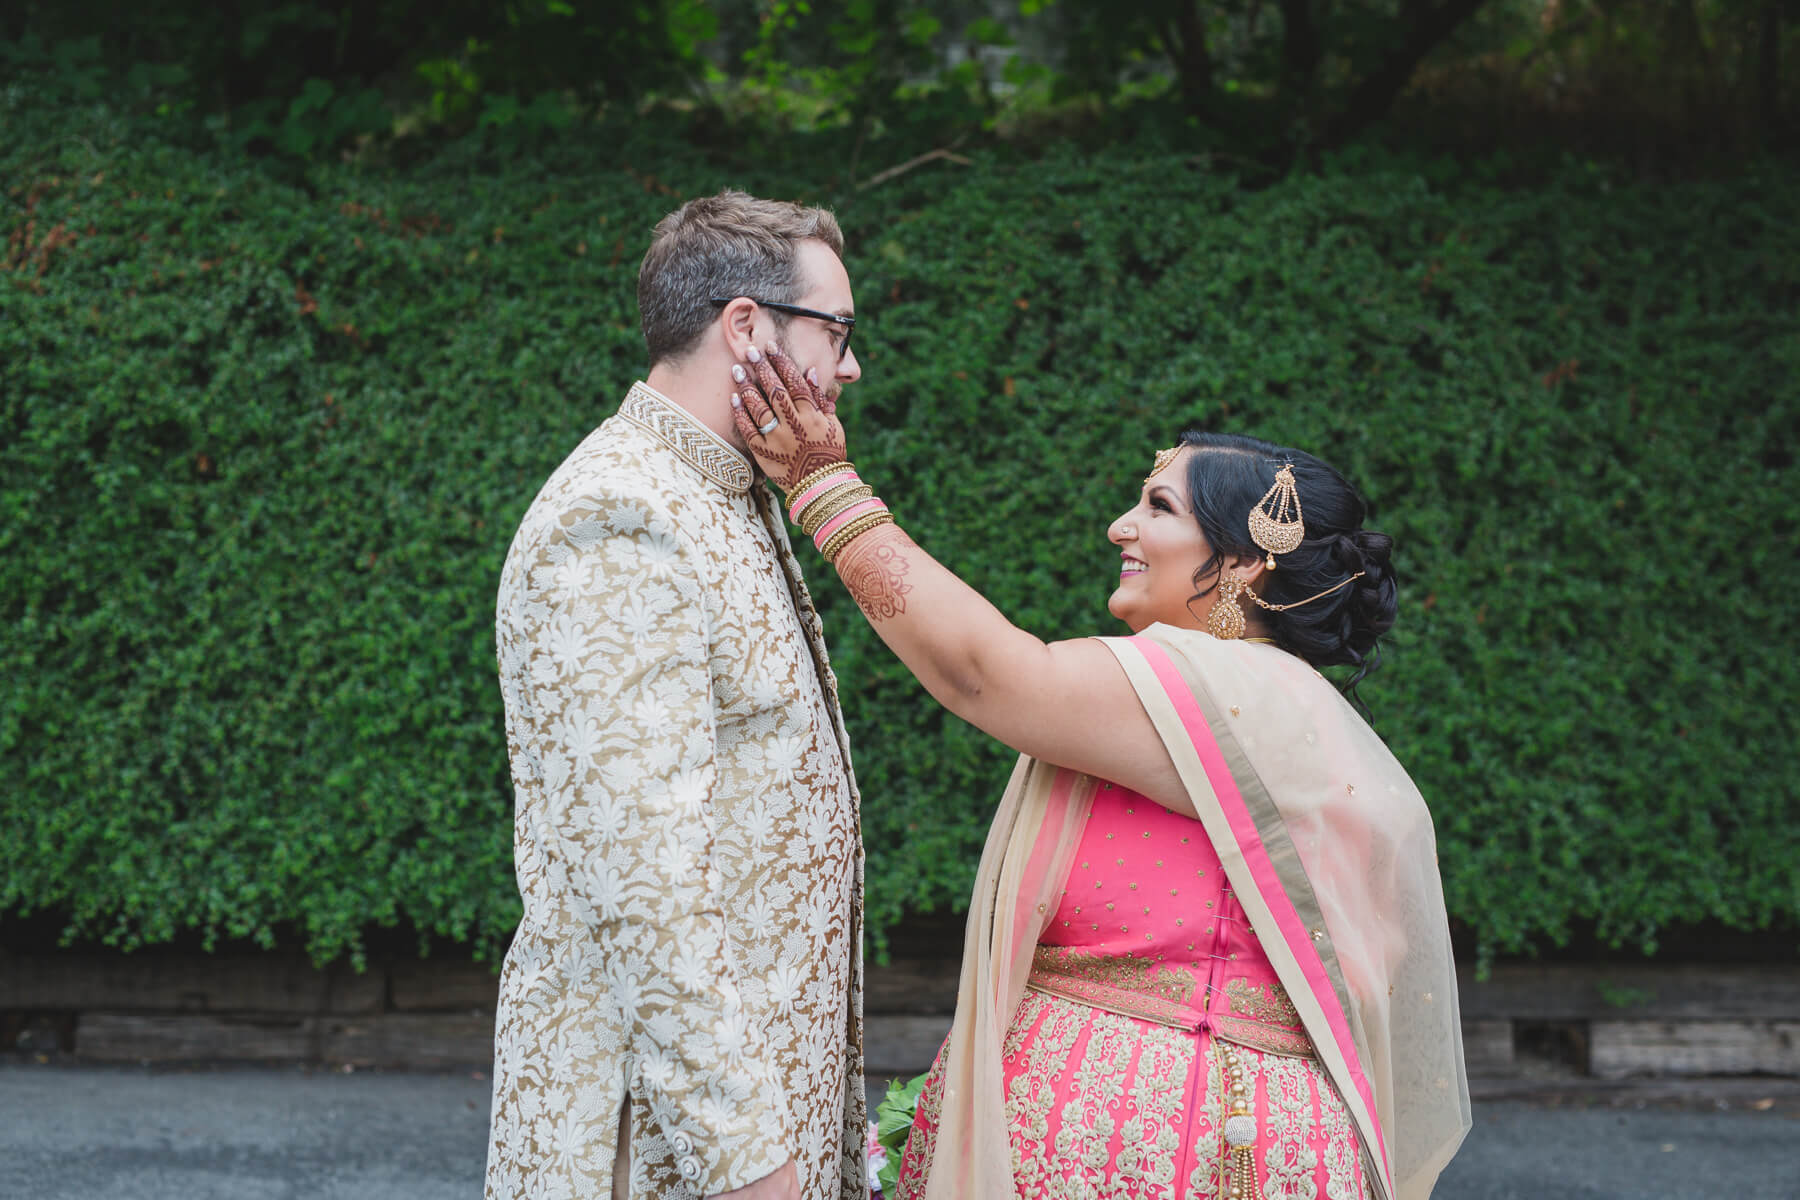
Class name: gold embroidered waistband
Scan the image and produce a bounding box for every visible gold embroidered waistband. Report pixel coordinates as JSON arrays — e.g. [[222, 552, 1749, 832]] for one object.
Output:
[[1026, 945, 1316, 1058], [1027, 945, 1198, 1028]]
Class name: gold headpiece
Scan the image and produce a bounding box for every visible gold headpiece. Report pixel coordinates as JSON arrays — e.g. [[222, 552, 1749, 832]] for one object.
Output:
[[1205, 571, 1366, 640], [1248, 463, 1305, 568], [1145, 446, 1179, 485]]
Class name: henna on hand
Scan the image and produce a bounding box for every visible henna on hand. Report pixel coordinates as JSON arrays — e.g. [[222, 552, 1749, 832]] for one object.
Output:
[[733, 344, 849, 495], [834, 524, 914, 623]]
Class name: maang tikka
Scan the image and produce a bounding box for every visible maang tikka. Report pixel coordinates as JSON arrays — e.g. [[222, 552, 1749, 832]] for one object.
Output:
[[1249, 463, 1306, 568], [1145, 446, 1180, 486]]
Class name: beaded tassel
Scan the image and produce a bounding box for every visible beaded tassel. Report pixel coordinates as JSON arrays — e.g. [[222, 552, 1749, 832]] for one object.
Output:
[[1220, 1043, 1262, 1200]]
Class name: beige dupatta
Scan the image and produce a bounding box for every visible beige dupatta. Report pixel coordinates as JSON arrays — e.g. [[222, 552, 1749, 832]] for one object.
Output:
[[917, 625, 1469, 1200]]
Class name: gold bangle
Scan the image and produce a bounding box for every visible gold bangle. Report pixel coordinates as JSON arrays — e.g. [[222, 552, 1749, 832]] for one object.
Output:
[[798, 481, 871, 533], [824, 512, 894, 562], [816, 504, 884, 558], [822, 511, 895, 563], [801, 487, 871, 540], [799, 483, 875, 538], [788, 461, 854, 503]]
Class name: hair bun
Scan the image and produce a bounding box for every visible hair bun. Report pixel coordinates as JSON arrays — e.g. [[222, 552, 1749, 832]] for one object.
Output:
[[1339, 530, 1398, 645], [1333, 529, 1393, 576]]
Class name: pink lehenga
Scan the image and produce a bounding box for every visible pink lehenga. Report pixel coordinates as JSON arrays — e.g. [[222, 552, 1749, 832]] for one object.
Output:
[[893, 628, 1470, 1200], [896, 785, 1372, 1200]]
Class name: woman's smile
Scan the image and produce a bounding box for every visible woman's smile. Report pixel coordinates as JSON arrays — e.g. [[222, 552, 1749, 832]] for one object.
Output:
[[1119, 552, 1147, 579]]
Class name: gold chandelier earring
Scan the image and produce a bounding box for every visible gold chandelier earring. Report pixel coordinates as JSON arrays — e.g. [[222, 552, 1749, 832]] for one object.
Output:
[[1249, 463, 1306, 569], [1205, 575, 1249, 640]]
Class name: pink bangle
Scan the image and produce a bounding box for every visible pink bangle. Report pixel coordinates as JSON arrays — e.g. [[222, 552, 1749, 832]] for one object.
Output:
[[789, 469, 862, 524], [813, 497, 888, 551]]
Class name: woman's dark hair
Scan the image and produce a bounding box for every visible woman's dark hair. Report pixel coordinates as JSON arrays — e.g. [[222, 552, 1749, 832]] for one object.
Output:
[[1177, 431, 1398, 697]]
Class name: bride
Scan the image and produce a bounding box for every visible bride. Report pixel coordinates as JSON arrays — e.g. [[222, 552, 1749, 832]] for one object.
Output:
[[728, 344, 1469, 1200]]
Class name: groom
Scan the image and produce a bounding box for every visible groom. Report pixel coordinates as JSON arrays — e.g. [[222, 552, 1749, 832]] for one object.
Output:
[[486, 191, 868, 1200]]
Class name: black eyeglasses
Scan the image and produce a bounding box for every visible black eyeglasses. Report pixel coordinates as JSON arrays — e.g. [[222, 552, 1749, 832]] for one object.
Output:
[[710, 296, 856, 362]]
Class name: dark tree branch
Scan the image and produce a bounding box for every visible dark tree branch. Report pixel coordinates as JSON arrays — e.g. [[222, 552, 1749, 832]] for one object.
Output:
[[1323, 0, 1491, 147], [1278, 0, 1322, 95], [1758, 1, 1782, 142], [1154, 3, 1214, 117]]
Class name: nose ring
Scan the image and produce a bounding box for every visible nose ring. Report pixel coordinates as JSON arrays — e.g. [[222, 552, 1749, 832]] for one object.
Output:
[[1119, 524, 1135, 537]]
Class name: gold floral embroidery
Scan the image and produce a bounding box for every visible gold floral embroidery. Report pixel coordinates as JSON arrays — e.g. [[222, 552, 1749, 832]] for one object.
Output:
[[1318, 1058, 1366, 1200], [1186, 1041, 1247, 1198], [1004, 992, 1089, 1198], [894, 1047, 948, 1200], [918, 990, 1363, 1200], [1262, 1051, 1323, 1199], [1215, 1019, 1316, 1059], [1216, 977, 1314, 1057], [1226, 978, 1302, 1025], [1028, 945, 1201, 1028], [618, 382, 754, 492], [490, 386, 863, 1200], [1004, 993, 1188, 1200]]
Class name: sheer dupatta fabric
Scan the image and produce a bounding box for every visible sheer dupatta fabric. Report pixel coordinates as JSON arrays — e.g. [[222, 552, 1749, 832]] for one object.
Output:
[[914, 626, 1469, 1200]]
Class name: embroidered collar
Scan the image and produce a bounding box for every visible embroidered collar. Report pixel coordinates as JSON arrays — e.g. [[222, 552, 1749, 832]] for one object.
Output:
[[618, 381, 755, 494]]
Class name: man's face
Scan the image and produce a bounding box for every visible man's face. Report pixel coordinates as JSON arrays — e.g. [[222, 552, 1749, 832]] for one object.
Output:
[[756, 239, 861, 408]]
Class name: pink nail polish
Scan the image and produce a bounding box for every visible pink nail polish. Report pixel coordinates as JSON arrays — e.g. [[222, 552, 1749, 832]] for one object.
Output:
[[732, 364, 747, 382], [730, 393, 741, 407], [745, 346, 762, 363]]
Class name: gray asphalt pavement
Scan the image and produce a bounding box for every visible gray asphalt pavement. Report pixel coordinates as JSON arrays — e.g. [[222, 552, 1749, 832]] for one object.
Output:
[[1, 1062, 1796, 1199]]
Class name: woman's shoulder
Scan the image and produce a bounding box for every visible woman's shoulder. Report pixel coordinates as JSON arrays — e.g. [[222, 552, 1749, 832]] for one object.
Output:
[[1114, 623, 1334, 697], [1116, 624, 1421, 797]]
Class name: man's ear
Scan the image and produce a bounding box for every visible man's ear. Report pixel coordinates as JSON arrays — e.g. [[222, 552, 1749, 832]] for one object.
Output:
[[718, 297, 759, 360]]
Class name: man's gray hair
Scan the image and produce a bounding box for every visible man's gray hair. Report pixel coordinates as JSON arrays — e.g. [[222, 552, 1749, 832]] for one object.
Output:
[[637, 190, 845, 366]]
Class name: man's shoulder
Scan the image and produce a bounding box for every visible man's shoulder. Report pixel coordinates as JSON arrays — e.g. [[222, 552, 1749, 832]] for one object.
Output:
[[505, 418, 734, 581], [530, 415, 692, 515]]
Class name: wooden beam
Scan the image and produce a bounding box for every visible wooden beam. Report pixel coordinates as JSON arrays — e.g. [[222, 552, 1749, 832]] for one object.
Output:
[[1460, 1019, 1515, 1074], [0, 953, 382, 1015], [1590, 1021, 1800, 1079], [323, 1014, 496, 1068], [389, 960, 499, 1012], [76, 1014, 319, 1062], [1457, 964, 1800, 1021], [866, 959, 961, 1015]]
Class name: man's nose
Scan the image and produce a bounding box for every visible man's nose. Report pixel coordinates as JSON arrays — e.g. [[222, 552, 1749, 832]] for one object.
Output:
[[837, 346, 862, 383]]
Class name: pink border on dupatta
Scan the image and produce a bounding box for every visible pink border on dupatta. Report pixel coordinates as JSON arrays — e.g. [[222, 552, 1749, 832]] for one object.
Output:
[[1129, 636, 1393, 1183]]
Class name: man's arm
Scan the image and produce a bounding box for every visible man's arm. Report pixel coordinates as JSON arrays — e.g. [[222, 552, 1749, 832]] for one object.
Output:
[[510, 490, 792, 1196]]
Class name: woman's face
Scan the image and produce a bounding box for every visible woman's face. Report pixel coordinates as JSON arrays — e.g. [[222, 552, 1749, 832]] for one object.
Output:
[[1106, 447, 1217, 633]]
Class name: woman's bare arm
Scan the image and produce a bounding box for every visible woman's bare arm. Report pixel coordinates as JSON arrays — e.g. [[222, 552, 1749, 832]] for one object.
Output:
[[831, 521, 1192, 816], [732, 345, 1192, 815]]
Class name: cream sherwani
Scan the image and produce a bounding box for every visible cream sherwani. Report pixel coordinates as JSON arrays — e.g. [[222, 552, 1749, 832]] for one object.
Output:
[[486, 383, 866, 1200]]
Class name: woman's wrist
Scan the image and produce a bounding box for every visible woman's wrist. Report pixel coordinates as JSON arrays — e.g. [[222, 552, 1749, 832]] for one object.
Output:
[[785, 462, 896, 563], [786, 463, 856, 514]]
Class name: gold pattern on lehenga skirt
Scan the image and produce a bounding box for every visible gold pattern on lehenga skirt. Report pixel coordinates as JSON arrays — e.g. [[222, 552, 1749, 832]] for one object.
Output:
[[1226, 978, 1301, 1026]]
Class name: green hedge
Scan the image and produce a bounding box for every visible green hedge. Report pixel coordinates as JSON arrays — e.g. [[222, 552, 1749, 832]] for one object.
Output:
[[4, 100, 1797, 967]]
